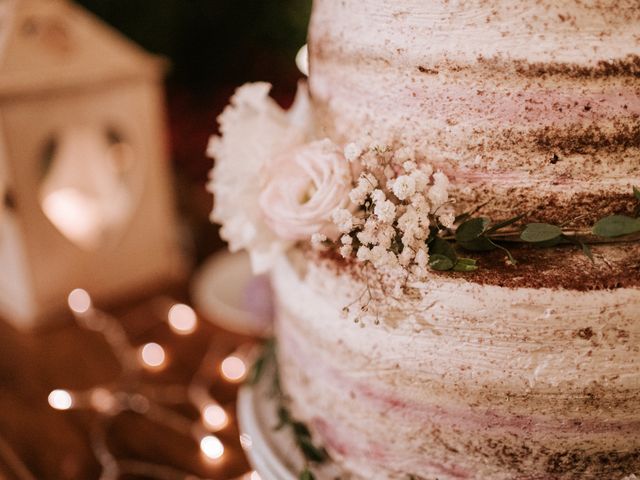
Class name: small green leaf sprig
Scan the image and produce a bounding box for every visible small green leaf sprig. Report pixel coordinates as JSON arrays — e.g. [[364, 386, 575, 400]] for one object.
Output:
[[428, 186, 640, 272], [248, 340, 328, 480]]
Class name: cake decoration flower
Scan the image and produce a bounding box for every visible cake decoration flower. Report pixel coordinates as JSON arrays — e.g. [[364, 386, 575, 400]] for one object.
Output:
[[207, 82, 312, 273], [259, 139, 351, 241]]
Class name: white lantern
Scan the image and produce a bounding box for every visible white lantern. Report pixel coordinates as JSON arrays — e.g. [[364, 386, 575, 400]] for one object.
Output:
[[0, 0, 185, 328]]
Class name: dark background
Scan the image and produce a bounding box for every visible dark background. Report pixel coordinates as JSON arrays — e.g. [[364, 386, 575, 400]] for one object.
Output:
[[76, 0, 313, 259]]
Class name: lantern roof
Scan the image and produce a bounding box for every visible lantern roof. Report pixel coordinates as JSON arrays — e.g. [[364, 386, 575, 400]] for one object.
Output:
[[0, 0, 166, 98]]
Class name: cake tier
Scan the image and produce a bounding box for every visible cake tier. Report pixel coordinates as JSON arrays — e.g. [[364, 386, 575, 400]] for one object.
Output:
[[308, 0, 640, 224], [273, 251, 640, 479]]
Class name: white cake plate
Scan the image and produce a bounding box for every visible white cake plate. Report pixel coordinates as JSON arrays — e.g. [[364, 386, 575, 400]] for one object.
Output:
[[190, 251, 273, 337], [237, 368, 348, 480]]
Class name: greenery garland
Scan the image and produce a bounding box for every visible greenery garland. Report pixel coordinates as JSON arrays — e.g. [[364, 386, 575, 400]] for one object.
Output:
[[428, 186, 640, 272], [248, 340, 328, 480]]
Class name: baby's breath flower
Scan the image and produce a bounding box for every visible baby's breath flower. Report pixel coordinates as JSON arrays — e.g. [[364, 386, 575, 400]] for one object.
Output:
[[357, 218, 377, 245], [411, 168, 431, 192], [403, 160, 417, 172], [374, 199, 397, 224], [399, 247, 415, 266], [356, 246, 371, 262], [339, 244, 353, 258], [344, 143, 362, 162], [428, 171, 450, 207], [392, 175, 416, 201], [415, 248, 429, 269], [332, 208, 354, 233], [341, 234, 353, 245], [439, 212, 456, 229], [311, 233, 327, 249]]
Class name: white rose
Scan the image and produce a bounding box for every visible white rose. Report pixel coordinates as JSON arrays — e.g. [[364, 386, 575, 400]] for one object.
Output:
[[207, 82, 311, 273], [259, 139, 351, 241]]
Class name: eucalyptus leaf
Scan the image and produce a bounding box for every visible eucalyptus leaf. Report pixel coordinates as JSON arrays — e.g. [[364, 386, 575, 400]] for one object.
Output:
[[430, 237, 457, 262], [429, 254, 455, 271], [592, 215, 640, 238], [458, 237, 497, 252], [455, 217, 490, 242], [453, 258, 479, 272], [297, 436, 328, 463], [520, 223, 563, 243], [300, 469, 315, 480]]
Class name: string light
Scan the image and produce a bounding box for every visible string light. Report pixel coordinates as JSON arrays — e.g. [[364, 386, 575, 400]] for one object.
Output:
[[139, 342, 166, 370], [167, 303, 197, 335], [48, 389, 73, 410], [68, 288, 92, 314], [199, 435, 224, 460], [220, 355, 247, 383], [201, 403, 228, 431], [42, 292, 258, 480]]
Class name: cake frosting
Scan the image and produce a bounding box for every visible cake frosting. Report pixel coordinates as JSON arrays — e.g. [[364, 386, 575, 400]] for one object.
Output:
[[207, 1, 640, 478], [309, 0, 640, 224], [274, 248, 640, 479]]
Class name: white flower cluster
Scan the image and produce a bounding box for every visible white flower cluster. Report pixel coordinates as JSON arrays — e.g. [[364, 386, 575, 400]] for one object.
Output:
[[331, 144, 452, 280]]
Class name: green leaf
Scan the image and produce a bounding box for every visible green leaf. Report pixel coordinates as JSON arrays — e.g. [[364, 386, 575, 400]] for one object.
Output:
[[429, 254, 455, 271], [453, 258, 478, 272], [484, 213, 527, 234], [458, 237, 497, 252], [455, 217, 490, 242], [592, 215, 640, 238], [297, 436, 328, 463], [634, 186, 640, 201], [520, 223, 563, 243], [300, 469, 315, 480], [429, 237, 457, 263]]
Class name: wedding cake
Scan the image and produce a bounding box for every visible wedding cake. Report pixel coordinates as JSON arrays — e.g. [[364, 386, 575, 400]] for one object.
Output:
[[208, 1, 640, 478]]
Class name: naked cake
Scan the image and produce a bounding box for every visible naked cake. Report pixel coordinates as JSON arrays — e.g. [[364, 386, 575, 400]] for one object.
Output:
[[208, 1, 640, 478]]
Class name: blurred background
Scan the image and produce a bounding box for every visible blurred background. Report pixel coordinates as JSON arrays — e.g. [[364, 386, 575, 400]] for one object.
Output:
[[0, 0, 311, 479], [74, 0, 311, 261]]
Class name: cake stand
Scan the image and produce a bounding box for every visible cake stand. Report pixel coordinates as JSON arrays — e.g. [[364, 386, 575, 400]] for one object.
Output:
[[237, 367, 348, 480]]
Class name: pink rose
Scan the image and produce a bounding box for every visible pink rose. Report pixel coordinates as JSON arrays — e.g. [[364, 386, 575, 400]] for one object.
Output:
[[259, 139, 351, 241]]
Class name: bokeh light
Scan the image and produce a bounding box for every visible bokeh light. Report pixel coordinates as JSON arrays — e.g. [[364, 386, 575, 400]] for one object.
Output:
[[167, 303, 197, 335], [68, 288, 92, 314], [202, 403, 228, 431], [139, 343, 166, 369], [200, 435, 224, 460], [48, 389, 73, 410], [220, 355, 247, 383]]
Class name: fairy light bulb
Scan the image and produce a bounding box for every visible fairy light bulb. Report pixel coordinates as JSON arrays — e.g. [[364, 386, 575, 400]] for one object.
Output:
[[202, 403, 228, 431], [139, 343, 166, 370], [220, 355, 247, 383], [48, 389, 73, 410], [250, 471, 262, 480], [199, 435, 224, 460], [167, 303, 197, 335], [68, 288, 91, 314]]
